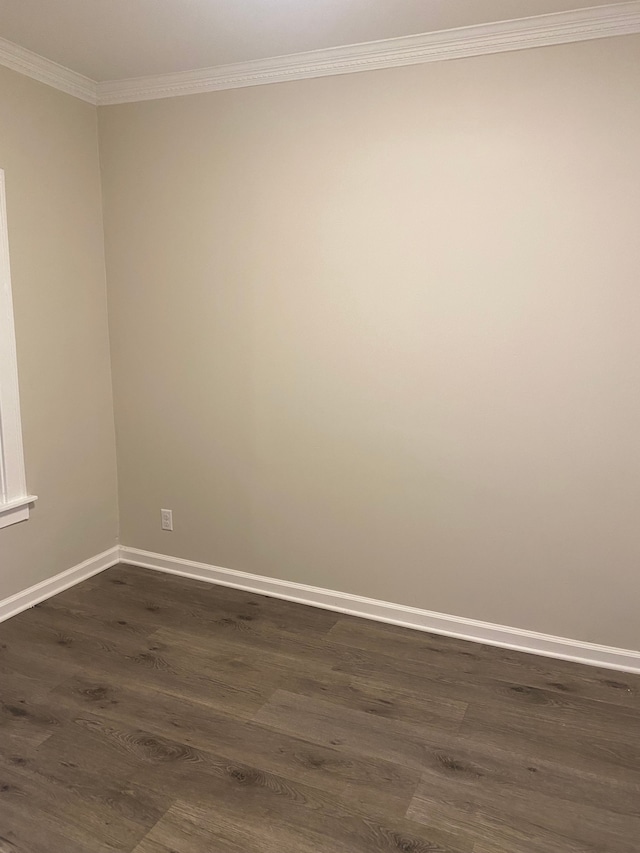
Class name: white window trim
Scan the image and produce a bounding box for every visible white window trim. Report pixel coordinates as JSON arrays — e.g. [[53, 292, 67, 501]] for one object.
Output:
[[0, 169, 36, 528]]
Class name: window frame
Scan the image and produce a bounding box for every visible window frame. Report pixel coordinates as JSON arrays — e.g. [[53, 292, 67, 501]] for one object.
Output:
[[0, 169, 36, 528]]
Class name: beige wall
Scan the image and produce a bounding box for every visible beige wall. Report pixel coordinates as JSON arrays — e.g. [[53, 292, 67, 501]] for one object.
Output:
[[0, 66, 118, 597], [99, 35, 640, 649]]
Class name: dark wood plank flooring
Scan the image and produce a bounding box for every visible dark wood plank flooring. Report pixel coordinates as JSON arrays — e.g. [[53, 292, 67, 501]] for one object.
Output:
[[1, 563, 639, 852]]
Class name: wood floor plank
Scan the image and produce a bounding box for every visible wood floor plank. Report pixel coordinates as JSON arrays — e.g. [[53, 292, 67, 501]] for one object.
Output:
[[0, 563, 638, 853], [150, 623, 468, 732], [149, 618, 484, 717], [0, 606, 155, 669], [50, 672, 422, 819], [407, 795, 591, 853], [65, 562, 340, 637], [0, 630, 82, 689], [32, 595, 157, 641], [0, 747, 170, 852], [460, 697, 640, 778], [1, 612, 267, 721], [0, 672, 69, 749], [253, 688, 462, 771], [31, 723, 149, 789], [329, 616, 640, 709], [55, 713, 472, 852], [413, 732, 640, 819], [0, 802, 91, 853], [408, 774, 640, 853], [116, 562, 340, 630], [133, 783, 472, 853]]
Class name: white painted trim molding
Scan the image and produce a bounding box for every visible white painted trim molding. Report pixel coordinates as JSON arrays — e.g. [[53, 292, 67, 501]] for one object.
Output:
[[0, 546, 119, 624], [0, 4, 639, 105], [0, 169, 37, 529], [1, 544, 638, 673], [0, 495, 39, 529], [120, 546, 640, 674], [96, 2, 640, 104], [0, 35, 97, 104]]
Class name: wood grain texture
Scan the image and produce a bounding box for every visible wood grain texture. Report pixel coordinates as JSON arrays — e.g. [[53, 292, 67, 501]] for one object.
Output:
[[0, 563, 638, 852]]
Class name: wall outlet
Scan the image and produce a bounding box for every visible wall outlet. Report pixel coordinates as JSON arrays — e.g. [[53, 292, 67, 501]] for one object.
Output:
[[161, 508, 173, 531]]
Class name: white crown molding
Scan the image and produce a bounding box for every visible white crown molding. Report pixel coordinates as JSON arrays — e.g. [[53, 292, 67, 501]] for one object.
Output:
[[0, 35, 97, 104], [0, 4, 638, 106], [97, 2, 640, 105], [0, 546, 119, 623], [120, 546, 640, 674]]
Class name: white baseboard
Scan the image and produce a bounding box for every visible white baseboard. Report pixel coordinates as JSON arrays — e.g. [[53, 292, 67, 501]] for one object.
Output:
[[120, 545, 640, 674], [0, 546, 120, 624], [3, 543, 638, 675]]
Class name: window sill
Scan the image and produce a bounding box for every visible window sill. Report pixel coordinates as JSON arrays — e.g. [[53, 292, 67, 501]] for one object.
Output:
[[0, 495, 38, 529]]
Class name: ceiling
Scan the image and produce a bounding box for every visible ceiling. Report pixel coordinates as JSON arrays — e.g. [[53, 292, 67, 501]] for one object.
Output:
[[0, 0, 626, 82]]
